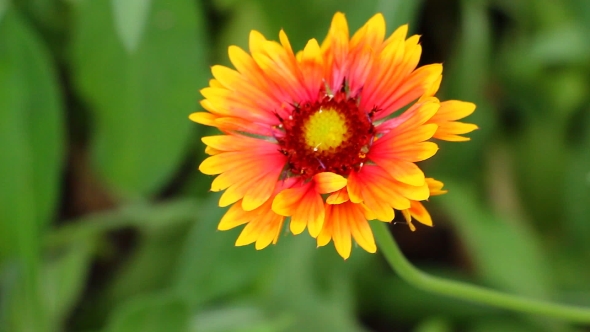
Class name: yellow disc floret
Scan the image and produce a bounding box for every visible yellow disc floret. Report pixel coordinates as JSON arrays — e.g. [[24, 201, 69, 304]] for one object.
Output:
[[304, 108, 348, 151]]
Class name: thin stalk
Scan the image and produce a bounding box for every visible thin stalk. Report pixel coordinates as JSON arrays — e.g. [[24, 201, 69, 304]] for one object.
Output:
[[372, 221, 590, 323]]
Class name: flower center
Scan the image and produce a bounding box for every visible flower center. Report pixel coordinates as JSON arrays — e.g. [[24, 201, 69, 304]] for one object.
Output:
[[276, 91, 375, 178], [304, 108, 348, 151]]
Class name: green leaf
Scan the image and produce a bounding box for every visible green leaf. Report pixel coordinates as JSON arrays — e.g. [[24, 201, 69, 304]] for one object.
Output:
[[562, 119, 590, 261], [101, 221, 193, 312], [414, 317, 453, 332], [248, 0, 418, 52], [110, 0, 152, 53], [0, 7, 65, 331], [105, 292, 190, 332], [193, 305, 293, 332], [43, 241, 93, 330], [430, 0, 495, 180], [0, 0, 7, 23], [439, 183, 552, 299], [70, 0, 208, 198], [172, 194, 273, 307]]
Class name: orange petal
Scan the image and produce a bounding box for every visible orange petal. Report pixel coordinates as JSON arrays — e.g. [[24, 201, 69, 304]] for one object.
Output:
[[272, 182, 325, 237], [233, 198, 285, 248], [426, 178, 448, 196], [326, 188, 349, 204], [366, 156, 425, 186], [347, 167, 399, 221], [242, 168, 281, 211], [331, 202, 352, 259], [317, 204, 334, 247], [314, 172, 347, 194], [299, 38, 324, 99], [344, 203, 377, 253], [433, 100, 476, 121], [218, 201, 253, 230], [409, 201, 433, 227], [189, 112, 217, 126]]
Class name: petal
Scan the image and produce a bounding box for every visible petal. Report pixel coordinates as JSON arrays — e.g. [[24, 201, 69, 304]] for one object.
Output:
[[331, 203, 352, 259], [202, 135, 277, 153], [426, 178, 448, 196], [314, 172, 347, 194], [350, 13, 386, 50], [375, 64, 443, 120], [368, 157, 425, 186], [218, 202, 253, 230], [242, 168, 281, 211], [393, 180, 430, 201], [433, 100, 476, 121], [299, 38, 324, 99], [189, 112, 217, 126], [317, 204, 334, 247], [254, 213, 285, 250], [327, 188, 349, 204], [272, 182, 325, 237], [348, 167, 398, 221], [409, 201, 433, 227], [344, 202, 377, 253]]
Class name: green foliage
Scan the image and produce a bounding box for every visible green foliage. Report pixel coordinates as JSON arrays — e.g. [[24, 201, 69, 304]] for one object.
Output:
[[1, 0, 590, 331]]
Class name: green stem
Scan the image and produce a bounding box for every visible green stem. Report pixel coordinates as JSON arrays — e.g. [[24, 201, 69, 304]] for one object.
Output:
[[372, 221, 590, 323]]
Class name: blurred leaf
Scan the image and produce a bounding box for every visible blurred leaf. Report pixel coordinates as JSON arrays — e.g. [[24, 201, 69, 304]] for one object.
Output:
[[529, 23, 590, 65], [249, 0, 417, 51], [439, 183, 552, 299], [71, 0, 208, 198], [432, 0, 495, 180], [414, 317, 453, 332], [466, 318, 543, 332], [102, 220, 193, 311], [45, 198, 198, 249], [563, 116, 590, 261], [261, 235, 365, 332], [105, 292, 190, 332], [0, 6, 65, 331], [44, 241, 93, 330], [193, 305, 293, 332], [172, 194, 274, 307], [0, 1, 7, 22], [512, 120, 568, 229], [110, 0, 152, 53], [376, 0, 424, 31]]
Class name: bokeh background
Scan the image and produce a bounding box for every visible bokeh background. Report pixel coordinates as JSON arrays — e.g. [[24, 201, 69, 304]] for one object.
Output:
[[1, 0, 590, 331]]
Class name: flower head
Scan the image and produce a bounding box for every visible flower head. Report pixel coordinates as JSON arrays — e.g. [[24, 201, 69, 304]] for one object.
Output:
[[190, 12, 477, 259]]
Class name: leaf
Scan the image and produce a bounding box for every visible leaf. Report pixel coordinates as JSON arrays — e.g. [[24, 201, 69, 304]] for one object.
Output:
[[562, 116, 590, 261], [414, 317, 453, 332], [43, 241, 93, 330], [105, 292, 190, 332], [431, 0, 495, 180], [172, 194, 273, 307], [439, 183, 552, 299], [70, 0, 208, 199], [0, 7, 65, 331], [101, 221, 193, 311], [0, 0, 7, 23], [193, 305, 293, 332], [110, 0, 152, 53]]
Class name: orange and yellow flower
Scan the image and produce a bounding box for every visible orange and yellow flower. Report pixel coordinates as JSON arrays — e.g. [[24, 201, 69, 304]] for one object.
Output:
[[190, 13, 477, 259]]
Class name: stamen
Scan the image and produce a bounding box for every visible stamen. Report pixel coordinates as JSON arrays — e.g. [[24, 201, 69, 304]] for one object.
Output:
[[276, 89, 374, 178]]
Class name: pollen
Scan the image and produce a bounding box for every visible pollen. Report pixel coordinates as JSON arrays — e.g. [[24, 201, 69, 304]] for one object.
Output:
[[304, 108, 348, 151]]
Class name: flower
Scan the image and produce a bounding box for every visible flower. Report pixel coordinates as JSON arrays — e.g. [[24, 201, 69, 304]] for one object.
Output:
[[190, 12, 477, 259]]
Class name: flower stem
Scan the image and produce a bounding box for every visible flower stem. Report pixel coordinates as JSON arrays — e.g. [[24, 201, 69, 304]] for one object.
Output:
[[372, 221, 590, 323]]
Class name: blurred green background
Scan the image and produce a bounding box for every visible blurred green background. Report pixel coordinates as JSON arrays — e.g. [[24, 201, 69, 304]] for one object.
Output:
[[1, 0, 590, 331]]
